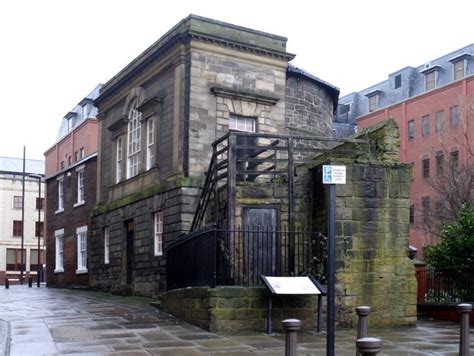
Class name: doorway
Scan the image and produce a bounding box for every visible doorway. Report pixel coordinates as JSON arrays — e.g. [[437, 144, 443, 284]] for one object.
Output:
[[125, 220, 135, 285]]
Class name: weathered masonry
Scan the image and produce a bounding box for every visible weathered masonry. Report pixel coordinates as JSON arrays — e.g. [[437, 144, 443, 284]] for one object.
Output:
[[89, 15, 338, 297]]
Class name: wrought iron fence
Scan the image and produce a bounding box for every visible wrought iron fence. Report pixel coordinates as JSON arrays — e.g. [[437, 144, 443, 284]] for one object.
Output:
[[166, 226, 326, 290], [416, 267, 474, 303]]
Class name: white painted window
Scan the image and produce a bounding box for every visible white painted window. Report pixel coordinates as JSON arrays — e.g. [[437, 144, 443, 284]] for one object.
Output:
[[425, 71, 437, 91], [116, 137, 123, 183], [146, 118, 155, 170], [76, 226, 88, 273], [76, 166, 85, 205], [154, 212, 163, 256], [229, 115, 256, 132], [80, 147, 85, 159], [12, 195, 22, 209], [104, 227, 110, 264], [55, 229, 64, 273], [127, 102, 142, 179], [453, 60, 465, 81], [56, 176, 64, 213]]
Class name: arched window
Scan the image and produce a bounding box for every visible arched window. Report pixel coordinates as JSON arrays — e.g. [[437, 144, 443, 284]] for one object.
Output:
[[127, 101, 142, 178]]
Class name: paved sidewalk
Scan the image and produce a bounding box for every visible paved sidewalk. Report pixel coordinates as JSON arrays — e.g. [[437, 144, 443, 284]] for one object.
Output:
[[0, 285, 471, 355]]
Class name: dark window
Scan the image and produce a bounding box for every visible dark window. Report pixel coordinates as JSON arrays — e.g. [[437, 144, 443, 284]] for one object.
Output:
[[450, 105, 460, 127], [394, 74, 402, 89], [435, 110, 444, 133], [422, 158, 430, 178], [450, 150, 459, 167], [436, 152, 444, 176], [60, 161, 64, 170], [422, 115, 430, 137], [408, 120, 415, 139], [421, 196, 431, 221], [409, 205, 414, 224], [35, 197, 44, 210], [13, 220, 23, 237], [75, 152, 79, 162], [35, 221, 44, 237]]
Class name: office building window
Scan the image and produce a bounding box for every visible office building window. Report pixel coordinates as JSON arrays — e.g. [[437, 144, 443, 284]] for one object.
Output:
[[116, 137, 123, 183], [453, 60, 465, 80], [422, 115, 430, 137], [146, 118, 155, 170], [435, 110, 444, 133], [80, 148, 85, 159], [76, 226, 88, 273], [450, 105, 460, 127], [408, 120, 415, 139], [55, 229, 64, 272], [127, 102, 142, 179], [13, 195, 22, 209], [35, 221, 44, 237], [36, 197, 44, 210], [104, 227, 110, 264], [13, 220, 23, 237], [436, 152, 444, 176], [394, 74, 402, 89], [6, 249, 25, 271], [57, 176, 64, 212], [425, 71, 436, 91], [154, 212, 163, 257], [368, 95, 377, 112], [76, 167, 85, 204], [422, 157, 430, 178], [450, 150, 459, 168]]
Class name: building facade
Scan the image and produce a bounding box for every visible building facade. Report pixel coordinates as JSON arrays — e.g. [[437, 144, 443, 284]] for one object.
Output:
[[335, 44, 474, 257], [0, 157, 45, 285], [89, 15, 339, 297], [44, 85, 101, 287]]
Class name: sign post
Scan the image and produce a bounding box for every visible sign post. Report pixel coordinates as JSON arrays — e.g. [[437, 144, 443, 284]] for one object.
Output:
[[322, 165, 346, 356]]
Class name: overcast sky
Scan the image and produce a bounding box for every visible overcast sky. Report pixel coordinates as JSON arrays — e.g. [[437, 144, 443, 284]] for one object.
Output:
[[1, 0, 473, 160]]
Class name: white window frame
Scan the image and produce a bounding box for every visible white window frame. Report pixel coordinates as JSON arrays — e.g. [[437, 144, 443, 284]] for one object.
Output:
[[54, 228, 64, 273], [425, 71, 438, 91], [146, 118, 155, 170], [104, 227, 110, 264], [116, 137, 123, 183], [127, 102, 142, 179], [12, 195, 22, 210], [229, 115, 256, 132], [154, 212, 163, 257], [80, 147, 85, 160], [74, 165, 85, 207], [453, 59, 466, 81], [76, 225, 88, 274], [56, 175, 64, 214]]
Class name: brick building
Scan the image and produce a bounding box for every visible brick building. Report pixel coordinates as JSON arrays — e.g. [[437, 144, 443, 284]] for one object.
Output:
[[335, 44, 474, 258], [0, 157, 44, 285], [44, 85, 101, 287], [89, 15, 339, 297]]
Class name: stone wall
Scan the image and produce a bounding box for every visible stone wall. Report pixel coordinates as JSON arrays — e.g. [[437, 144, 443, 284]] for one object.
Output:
[[161, 286, 317, 332]]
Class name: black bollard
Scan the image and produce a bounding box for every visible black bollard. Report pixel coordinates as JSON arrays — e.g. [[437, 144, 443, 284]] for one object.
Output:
[[356, 306, 371, 356], [282, 319, 301, 356], [458, 303, 472, 356], [28, 276, 32, 288], [356, 337, 383, 356], [5, 278, 9, 289]]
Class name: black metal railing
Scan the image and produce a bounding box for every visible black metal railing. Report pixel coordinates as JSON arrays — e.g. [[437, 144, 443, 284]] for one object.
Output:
[[166, 226, 327, 290], [416, 267, 474, 303]]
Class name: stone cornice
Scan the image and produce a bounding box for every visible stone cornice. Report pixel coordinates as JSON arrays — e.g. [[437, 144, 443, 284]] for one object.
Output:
[[210, 86, 280, 106]]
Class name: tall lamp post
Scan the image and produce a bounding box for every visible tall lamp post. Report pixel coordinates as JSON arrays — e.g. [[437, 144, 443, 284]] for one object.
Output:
[[29, 174, 43, 288]]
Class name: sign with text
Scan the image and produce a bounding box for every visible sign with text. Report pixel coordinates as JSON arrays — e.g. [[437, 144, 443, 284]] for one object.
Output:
[[261, 276, 321, 295], [322, 165, 346, 184]]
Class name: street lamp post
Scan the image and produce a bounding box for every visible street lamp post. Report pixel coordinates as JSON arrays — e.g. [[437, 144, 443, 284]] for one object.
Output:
[[29, 174, 43, 288]]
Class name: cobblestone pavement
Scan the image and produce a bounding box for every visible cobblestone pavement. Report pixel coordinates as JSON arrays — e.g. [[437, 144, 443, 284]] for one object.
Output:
[[0, 285, 472, 355]]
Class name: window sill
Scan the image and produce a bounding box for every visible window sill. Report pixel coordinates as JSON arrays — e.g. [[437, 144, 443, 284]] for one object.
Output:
[[76, 268, 88, 275], [73, 201, 85, 208], [154, 253, 163, 257], [54, 268, 64, 273], [55, 209, 64, 215]]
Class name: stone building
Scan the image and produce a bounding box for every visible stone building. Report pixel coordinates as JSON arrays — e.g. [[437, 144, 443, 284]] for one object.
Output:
[[335, 44, 474, 258], [44, 85, 101, 287], [0, 157, 44, 285], [89, 15, 338, 297]]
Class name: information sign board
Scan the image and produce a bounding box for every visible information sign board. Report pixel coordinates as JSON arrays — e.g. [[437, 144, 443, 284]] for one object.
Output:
[[322, 165, 346, 184], [261, 276, 321, 295]]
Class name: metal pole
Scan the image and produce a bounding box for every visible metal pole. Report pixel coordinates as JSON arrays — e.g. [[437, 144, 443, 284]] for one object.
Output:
[[37, 176, 41, 288], [356, 337, 383, 355], [20, 146, 26, 285], [356, 306, 371, 356], [327, 183, 336, 356], [282, 319, 301, 356], [458, 303, 472, 356]]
